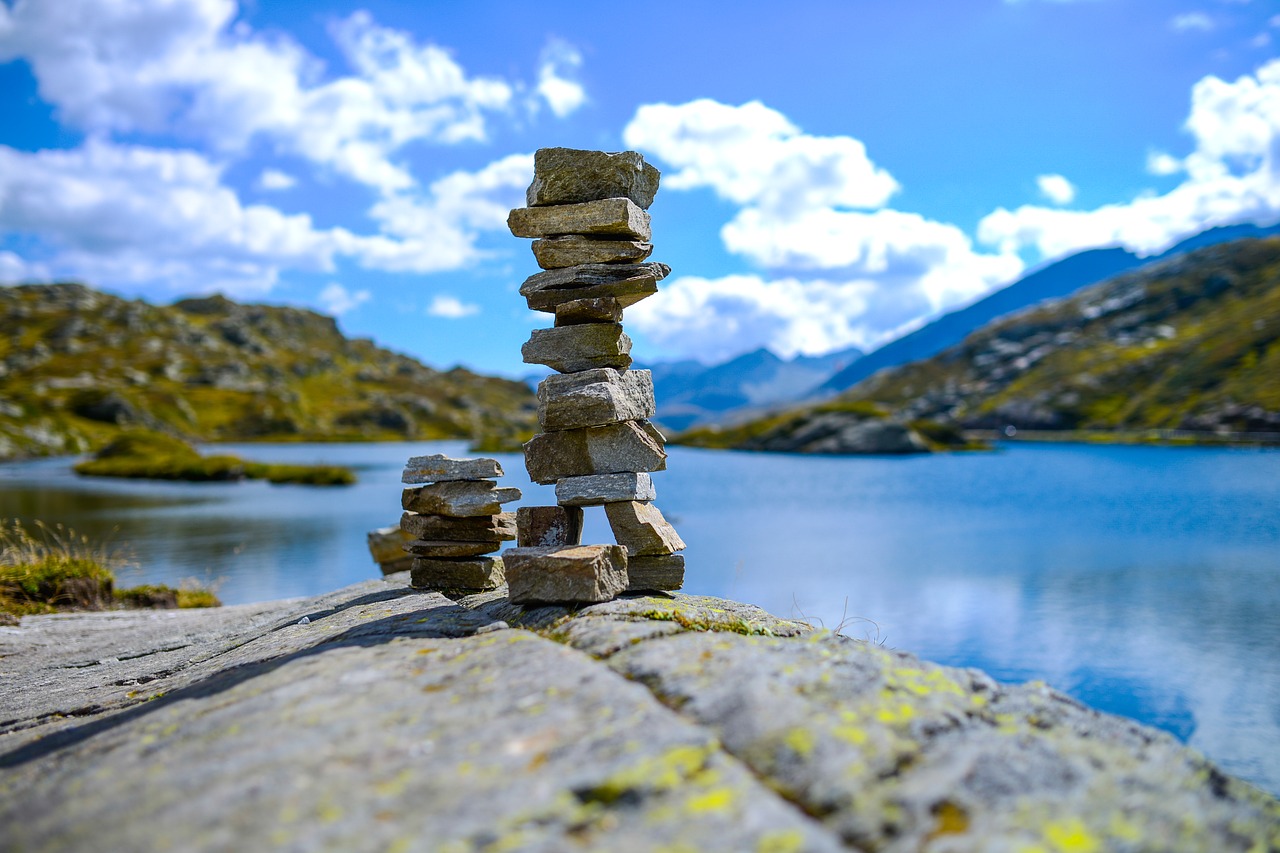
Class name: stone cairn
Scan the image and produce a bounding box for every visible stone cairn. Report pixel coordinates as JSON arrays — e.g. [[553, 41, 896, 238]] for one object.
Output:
[[501, 147, 687, 605], [399, 454, 520, 591]]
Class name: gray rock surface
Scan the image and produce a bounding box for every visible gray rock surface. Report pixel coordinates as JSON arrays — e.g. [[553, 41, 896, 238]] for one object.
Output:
[[605, 500, 686, 556], [404, 540, 501, 558], [507, 197, 652, 240], [503, 545, 629, 604], [399, 511, 516, 542], [523, 419, 666, 484], [516, 505, 583, 548], [532, 236, 653, 269], [401, 454, 502, 484], [556, 472, 656, 506], [554, 296, 624, 326], [410, 556, 504, 590], [525, 147, 660, 209], [522, 323, 633, 373], [520, 262, 669, 313], [537, 367, 655, 431], [401, 480, 521, 516], [0, 579, 1276, 852], [626, 554, 685, 592]]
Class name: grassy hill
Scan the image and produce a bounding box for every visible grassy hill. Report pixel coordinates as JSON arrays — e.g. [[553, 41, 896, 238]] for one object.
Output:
[[0, 283, 537, 460], [676, 236, 1280, 450]]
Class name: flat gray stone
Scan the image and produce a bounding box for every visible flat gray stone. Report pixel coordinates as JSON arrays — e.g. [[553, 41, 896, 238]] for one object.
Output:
[[532, 236, 653, 269], [524, 420, 666, 484], [516, 506, 583, 548], [402, 481, 521, 516], [507, 197, 651, 240], [520, 263, 668, 313], [503, 545, 628, 604], [405, 540, 501, 558], [604, 501, 686, 556], [400, 511, 516, 542], [556, 472, 655, 506], [366, 524, 412, 564], [538, 368, 655, 431], [410, 556, 504, 590], [554, 297, 623, 326], [525, 147, 660, 209], [626, 554, 685, 591], [401, 454, 502, 484], [377, 556, 414, 575], [522, 323, 632, 373]]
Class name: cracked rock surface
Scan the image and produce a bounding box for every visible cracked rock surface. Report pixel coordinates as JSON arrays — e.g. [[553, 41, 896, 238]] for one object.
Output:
[[1, 576, 1277, 852]]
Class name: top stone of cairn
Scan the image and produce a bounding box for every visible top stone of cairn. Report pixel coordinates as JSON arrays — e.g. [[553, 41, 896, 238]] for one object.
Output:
[[526, 148, 660, 210]]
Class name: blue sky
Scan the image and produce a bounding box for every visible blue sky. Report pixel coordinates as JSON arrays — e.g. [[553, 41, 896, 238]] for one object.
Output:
[[1, 0, 1277, 375]]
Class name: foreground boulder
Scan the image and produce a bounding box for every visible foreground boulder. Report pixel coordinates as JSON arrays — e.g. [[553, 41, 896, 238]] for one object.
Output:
[[0, 577, 1276, 852]]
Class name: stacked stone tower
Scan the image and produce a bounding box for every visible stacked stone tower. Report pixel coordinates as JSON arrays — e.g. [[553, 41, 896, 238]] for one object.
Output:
[[502, 148, 686, 605], [400, 454, 519, 591]]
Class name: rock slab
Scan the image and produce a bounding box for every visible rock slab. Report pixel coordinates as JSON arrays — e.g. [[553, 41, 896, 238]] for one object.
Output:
[[604, 501, 686, 556], [399, 511, 516, 542], [538, 368, 655, 431], [553, 297, 624, 327], [524, 419, 666, 484], [516, 505, 583, 548], [507, 197, 651, 241], [410, 556, 504, 590], [626, 554, 685, 591], [525, 147, 660, 209], [522, 323, 632, 373], [503, 544, 628, 604], [532, 236, 653, 269], [520, 262, 668, 313], [556, 472, 656, 506], [401, 481, 521, 516], [366, 525, 412, 564], [401, 454, 502, 484], [405, 540, 501, 558]]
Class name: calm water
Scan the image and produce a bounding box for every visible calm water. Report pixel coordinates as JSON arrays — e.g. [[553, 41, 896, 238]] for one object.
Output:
[[2, 442, 1277, 794]]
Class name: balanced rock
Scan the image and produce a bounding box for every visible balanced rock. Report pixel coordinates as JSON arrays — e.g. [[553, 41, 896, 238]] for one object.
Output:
[[504, 544, 628, 604], [525, 148, 660, 209], [410, 556, 504, 590], [400, 511, 516, 542], [367, 525, 413, 564], [405, 540, 501, 559], [521, 263, 668, 313], [556, 472, 655, 507], [524, 420, 666, 484], [402, 480, 521, 517], [554, 297, 623, 327], [604, 501, 686, 556], [626, 554, 685, 592], [402, 455, 502, 485], [507, 197, 651, 241], [538, 368, 655, 431], [516, 506, 583, 548], [532, 236, 653, 270], [522, 323, 632, 373]]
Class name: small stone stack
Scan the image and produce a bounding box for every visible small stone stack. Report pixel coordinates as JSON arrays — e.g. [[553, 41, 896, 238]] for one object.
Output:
[[400, 454, 519, 591], [503, 148, 687, 605], [366, 524, 414, 575]]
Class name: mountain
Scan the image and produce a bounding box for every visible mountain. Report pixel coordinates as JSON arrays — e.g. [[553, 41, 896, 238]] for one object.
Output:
[[840, 236, 1280, 435], [0, 284, 537, 460], [637, 346, 863, 432], [819, 221, 1280, 394]]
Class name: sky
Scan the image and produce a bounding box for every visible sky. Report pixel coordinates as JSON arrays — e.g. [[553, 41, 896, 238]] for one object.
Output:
[[1, 0, 1278, 376]]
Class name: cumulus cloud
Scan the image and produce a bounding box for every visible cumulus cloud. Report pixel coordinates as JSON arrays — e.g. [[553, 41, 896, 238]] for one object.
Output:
[[1036, 173, 1077, 205], [1171, 12, 1214, 32], [979, 59, 1280, 261], [258, 169, 297, 191], [427, 294, 480, 318], [1146, 151, 1184, 175], [318, 282, 370, 315], [622, 99, 1022, 361], [0, 0, 519, 193], [536, 41, 586, 118]]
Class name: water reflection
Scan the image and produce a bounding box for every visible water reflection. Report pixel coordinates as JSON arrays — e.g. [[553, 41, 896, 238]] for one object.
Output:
[[0, 442, 1276, 794]]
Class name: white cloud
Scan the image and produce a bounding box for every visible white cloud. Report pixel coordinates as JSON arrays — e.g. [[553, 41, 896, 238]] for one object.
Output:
[[258, 168, 297, 191], [1146, 151, 1185, 175], [979, 59, 1280, 261], [0, 1, 521, 193], [536, 41, 586, 118], [624, 99, 899, 214], [318, 282, 370, 315], [1036, 173, 1077, 204], [1171, 12, 1215, 32], [427, 294, 480, 318]]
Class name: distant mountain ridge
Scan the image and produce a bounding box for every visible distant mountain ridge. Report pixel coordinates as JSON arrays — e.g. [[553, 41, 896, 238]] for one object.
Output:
[[0, 284, 537, 460]]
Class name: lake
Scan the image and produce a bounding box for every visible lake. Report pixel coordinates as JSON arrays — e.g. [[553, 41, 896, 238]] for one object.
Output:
[[1, 441, 1277, 795]]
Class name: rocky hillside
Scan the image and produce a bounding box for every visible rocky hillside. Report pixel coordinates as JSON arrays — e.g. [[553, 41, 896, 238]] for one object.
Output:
[[0, 284, 537, 459], [844, 236, 1280, 435], [684, 237, 1280, 449]]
